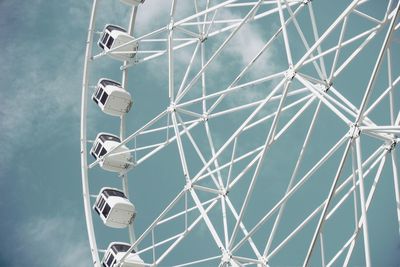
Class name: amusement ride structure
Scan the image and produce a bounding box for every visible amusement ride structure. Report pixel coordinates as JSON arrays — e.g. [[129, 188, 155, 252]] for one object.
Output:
[[81, 0, 400, 266]]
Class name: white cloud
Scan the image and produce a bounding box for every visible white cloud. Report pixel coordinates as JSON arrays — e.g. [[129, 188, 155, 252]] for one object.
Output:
[[219, 8, 278, 73], [0, 47, 82, 167], [217, 9, 282, 106], [16, 215, 91, 267], [136, 1, 172, 31], [0, 1, 88, 167]]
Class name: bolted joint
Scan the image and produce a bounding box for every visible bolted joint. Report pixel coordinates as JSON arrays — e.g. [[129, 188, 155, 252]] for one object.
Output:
[[167, 20, 175, 31], [385, 140, 397, 152], [303, 0, 312, 5], [221, 251, 232, 263], [202, 112, 209, 122], [257, 256, 268, 267], [285, 67, 296, 81], [168, 103, 177, 113], [184, 181, 193, 191], [199, 34, 208, 43], [220, 188, 228, 197], [314, 83, 326, 92], [348, 124, 361, 139], [324, 80, 333, 92]]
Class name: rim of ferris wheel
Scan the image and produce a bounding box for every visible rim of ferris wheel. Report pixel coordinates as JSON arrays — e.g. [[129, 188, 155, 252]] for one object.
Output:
[[93, 187, 136, 229], [98, 24, 139, 61], [101, 242, 144, 267], [92, 78, 133, 116], [90, 132, 133, 173], [120, 0, 145, 7]]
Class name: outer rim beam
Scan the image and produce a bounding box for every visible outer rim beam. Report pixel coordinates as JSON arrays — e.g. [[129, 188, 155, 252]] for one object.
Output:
[[80, 0, 101, 266]]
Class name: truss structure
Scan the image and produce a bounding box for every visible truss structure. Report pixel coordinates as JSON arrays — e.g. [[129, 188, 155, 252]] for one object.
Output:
[[81, 0, 400, 266]]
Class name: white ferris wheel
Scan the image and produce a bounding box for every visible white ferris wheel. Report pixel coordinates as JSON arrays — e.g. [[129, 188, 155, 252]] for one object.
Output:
[[80, 0, 400, 266]]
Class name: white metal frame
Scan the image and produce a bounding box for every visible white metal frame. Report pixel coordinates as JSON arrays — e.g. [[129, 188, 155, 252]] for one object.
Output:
[[81, 0, 400, 266]]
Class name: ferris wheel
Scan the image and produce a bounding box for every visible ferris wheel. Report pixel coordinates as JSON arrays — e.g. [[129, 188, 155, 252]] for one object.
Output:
[[80, 0, 400, 266]]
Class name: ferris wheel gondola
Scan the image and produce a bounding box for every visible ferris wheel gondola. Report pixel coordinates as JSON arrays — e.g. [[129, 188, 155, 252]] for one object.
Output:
[[92, 78, 133, 116], [101, 242, 144, 267], [98, 24, 138, 61], [90, 133, 132, 173], [93, 187, 136, 229]]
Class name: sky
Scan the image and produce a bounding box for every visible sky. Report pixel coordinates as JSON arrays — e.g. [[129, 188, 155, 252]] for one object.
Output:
[[0, 0, 92, 266], [0, 0, 399, 267]]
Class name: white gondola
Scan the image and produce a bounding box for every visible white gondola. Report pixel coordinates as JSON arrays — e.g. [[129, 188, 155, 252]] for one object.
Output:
[[98, 24, 138, 61], [90, 133, 133, 173], [93, 187, 136, 228], [101, 242, 144, 267], [92, 78, 133, 116], [120, 0, 145, 6]]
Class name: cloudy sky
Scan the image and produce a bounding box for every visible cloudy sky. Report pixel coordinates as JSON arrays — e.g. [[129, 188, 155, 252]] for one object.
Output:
[[0, 0, 399, 266]]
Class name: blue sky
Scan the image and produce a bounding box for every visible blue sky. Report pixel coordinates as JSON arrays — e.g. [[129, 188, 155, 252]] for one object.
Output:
[[0, 0, 91, 266], [0, 0, 400, 266]]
